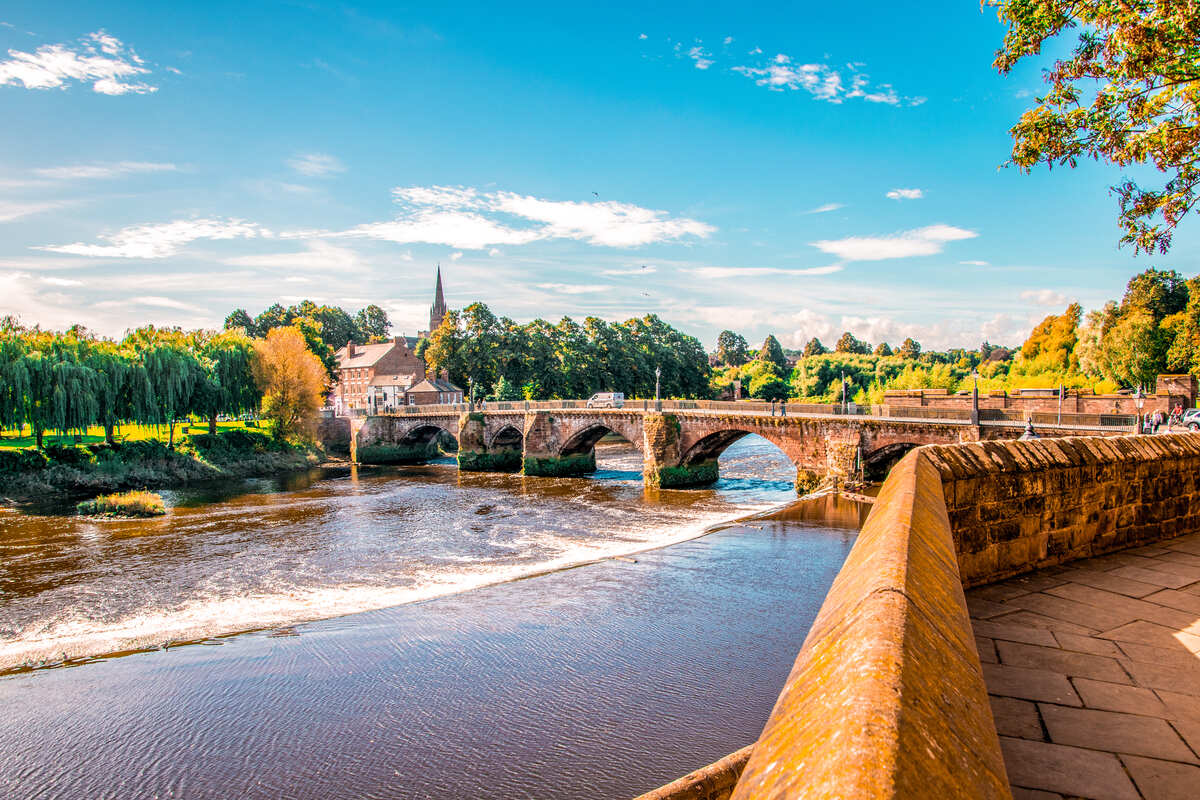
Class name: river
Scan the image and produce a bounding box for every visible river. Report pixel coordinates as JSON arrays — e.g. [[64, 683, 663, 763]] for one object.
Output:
[[0, 436, 867, 799]]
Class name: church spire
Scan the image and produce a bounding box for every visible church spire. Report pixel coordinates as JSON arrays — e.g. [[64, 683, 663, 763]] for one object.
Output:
[[429, 264, 447, 333]]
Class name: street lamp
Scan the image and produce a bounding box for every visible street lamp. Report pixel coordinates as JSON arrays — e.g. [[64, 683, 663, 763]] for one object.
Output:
[[469, 378, 476, 412], [655, 366, 662, 412], [841, 370, 847, 414], [970, 368, 980, 425], [1134, 386, 1145, 434]]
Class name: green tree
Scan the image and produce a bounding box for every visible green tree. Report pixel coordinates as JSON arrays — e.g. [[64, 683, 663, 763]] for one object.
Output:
[[224, 309, 257, 336], [354, 304, 391, 342], [716, 330, 750, 366], [748, 372, 789, 401], [874, 342, 893, 356], [989, 0, 1200, 253], [803, 337, 827, 357], [490, 375, 522, 401], [756, 334, 789, 374], [836, 331, 870, 355]]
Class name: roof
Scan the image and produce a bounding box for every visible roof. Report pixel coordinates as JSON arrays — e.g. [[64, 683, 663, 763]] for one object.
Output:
[[369, 373, 420, 388], [334, 337, 420, 369], [408, 377, 462, 394]]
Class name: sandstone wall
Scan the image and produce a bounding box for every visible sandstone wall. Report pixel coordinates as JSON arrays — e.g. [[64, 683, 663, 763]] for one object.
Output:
[[923, 433, 1200, 587]]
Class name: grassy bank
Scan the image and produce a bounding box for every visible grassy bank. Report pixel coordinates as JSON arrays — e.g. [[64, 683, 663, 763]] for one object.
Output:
[[0, 428, 324, 503], [77, 490, 167, 518]]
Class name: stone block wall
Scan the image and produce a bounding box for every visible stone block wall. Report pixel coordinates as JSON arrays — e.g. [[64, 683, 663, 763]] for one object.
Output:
[[923, 433, 1200, 587], [316, 416, 351, 455]]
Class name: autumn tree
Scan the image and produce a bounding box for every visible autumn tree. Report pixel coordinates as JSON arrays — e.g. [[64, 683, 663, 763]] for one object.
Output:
[[251, 326, 327, 442], [1020, 303, 1081, 371], [989, 1, 1200, 252]]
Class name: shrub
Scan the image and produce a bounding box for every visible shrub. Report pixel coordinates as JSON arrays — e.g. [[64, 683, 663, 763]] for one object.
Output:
[[76, 490, 167, 518], [44, 444, 95, 468], [0, 449, 50, 474]]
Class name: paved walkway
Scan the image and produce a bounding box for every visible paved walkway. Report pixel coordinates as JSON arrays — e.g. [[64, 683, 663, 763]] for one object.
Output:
[[968, 533, 1200, 800]]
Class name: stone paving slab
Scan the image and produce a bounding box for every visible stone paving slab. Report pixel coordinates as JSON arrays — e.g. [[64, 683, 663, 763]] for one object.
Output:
[[970, 532, 1200, 799]]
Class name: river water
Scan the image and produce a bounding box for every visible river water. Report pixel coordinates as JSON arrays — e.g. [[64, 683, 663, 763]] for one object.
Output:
[[0, 437, 867, 799]]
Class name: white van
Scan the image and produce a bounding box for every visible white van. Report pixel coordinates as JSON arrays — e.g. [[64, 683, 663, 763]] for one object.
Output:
[[586, 392, 625, 408]]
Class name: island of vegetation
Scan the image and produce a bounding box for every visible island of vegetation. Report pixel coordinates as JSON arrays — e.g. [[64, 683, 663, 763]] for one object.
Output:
[[76, 490, 167, 518]]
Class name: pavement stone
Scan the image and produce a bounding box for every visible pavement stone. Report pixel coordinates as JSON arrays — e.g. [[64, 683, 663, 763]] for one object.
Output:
[[1121, 755, 1200, 800]]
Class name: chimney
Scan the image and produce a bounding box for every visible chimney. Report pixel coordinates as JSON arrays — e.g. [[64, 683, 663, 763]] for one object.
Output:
[[394, 335, 403, 348], [347, 342, 356, 357]]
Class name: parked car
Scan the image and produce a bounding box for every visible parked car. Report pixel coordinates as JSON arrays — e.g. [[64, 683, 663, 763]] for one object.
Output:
[[1183, 408, 1200, 431], [586, 392, 625, 409]]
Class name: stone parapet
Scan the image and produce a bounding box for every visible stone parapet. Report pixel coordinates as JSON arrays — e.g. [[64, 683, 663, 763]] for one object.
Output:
[[923, 433, 1200, 586], [727, 452, 1010, 800], [632, 745, 753, 800]]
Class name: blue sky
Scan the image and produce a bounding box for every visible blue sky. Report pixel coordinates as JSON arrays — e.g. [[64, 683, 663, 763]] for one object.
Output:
[[0, 1, 1193, 350]]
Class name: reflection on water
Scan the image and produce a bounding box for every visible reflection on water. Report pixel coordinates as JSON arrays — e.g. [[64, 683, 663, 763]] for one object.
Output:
[[0, 436, 800, 671]]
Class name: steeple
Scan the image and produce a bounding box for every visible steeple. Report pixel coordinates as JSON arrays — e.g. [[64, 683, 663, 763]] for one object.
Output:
[[429, 264, 447, 333]]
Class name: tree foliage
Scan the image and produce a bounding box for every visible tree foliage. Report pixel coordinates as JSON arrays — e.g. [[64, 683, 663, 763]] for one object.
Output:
[[716, 330, 751, 366], [251, 326, 327, 442], [756, 334, 789, 373], [836, 331, 871, 355], [989, 0, 1200, 253]]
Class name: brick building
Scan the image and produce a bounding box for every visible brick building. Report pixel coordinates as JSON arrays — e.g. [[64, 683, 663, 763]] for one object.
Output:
[[332, 268, 462, 412]]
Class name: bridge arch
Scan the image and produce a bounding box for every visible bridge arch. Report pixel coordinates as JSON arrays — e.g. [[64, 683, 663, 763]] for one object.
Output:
[[485, 424, 524, 451], [356, 417, 457, 464], [862, 442, 921, 482]]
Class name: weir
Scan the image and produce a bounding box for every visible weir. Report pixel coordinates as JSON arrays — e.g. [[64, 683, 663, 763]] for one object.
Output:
[[333, 404, 1136, 493]]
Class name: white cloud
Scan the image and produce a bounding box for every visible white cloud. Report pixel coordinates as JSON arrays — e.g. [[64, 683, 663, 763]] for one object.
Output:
[[34, 161, 177, 180], [638, 33, 648, 40], [287, 153, 345, 177], [343, 185, 714, 250], [536, 283, 609, 294], [0, 31, 157, 95], [730, 54, 918, 106], [38, 218, 263, 259], [449, 251, 463, 260], [772, 307, 1027, 352], [960, 259, 989, 266], [488, 248, 501, 257], [804, 202, 844, 214], [688, 45, 713, 70], [94, 295, 206, 313], [223, 239, 365, 271], [1021, 289, 1071, 307], [0, 200, 65, 222], [811, 224, 977, 261], [886, 187, 923, 200], [40, 276, 83, 286], [689, 264, 842, 279], [601, 265, 657, 275], [723, 36, 733, 45]]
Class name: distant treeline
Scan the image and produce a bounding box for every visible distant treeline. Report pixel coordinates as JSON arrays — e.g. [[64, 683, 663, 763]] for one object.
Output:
[[224, 300, 391, 376], [424, 304, 712, 400]]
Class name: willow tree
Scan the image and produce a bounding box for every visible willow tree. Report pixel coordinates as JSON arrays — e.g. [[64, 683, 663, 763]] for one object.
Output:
[[48, 344, 99, 442], [21, 348, 56, 449], [191, 329, 258, 434], [0, 334, 29, 436], [130, 328, 202, 449], [989, 1, 1200, 253]]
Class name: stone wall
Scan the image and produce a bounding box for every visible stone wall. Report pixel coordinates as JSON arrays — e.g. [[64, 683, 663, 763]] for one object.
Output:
[[632, 745, 753, 800], [727, 452, 1011, 799], [316, 416, 351, 455], [883, 374, 1197, 416], [924, 433, 1200, 587]]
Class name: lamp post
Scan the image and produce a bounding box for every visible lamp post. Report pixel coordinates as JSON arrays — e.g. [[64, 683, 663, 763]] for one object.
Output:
[[469, 378, 476, 412], [841, 370, 847, 414], [1058, 383, 1064, 426], [1134, 386, 1145, 434], [655, 366, 662, 412], [970, 368, 980, 425]]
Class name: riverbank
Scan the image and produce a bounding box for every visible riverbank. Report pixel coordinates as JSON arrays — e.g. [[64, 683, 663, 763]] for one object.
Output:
[[0, 493, 864, 800], [0, 428, 324, 505]]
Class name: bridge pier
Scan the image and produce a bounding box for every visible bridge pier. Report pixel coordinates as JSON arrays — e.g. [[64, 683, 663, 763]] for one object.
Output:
[[457, 413, 522, 472], [643, 413, 718, 489], [522, 411, 598, 477]]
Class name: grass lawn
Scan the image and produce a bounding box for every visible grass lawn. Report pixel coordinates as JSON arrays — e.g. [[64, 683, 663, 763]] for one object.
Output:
[[0, 420, 264, 450]]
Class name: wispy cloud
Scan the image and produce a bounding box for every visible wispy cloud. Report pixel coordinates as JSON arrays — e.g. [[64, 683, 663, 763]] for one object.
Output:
[[688, 264, 842, 279], [0, 200, 66, 223], [222, 239, 365, 272], [601, 265, 657, 275], [34, 161, 177, 180], [38, 218, 264, 258], [886, 187, 923, 200], [688, 45, 713, 70], [343, 185, 714, 249], [730, 53, 923, 106], [536, 283, 609, 294], [0, 30, 157, 95], [287, 153, 345, 177], [960, 259, 989, 266], [1021, 289, 1071, 307], [811, 224, 976, 261], [804, 202, 844, 214], [94, 295, 206, 312]]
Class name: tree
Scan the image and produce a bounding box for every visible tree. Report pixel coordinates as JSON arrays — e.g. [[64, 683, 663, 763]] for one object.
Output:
[[802, 337, 827, 357], [874, 342, 893, 356], [748, 372, 789, 402], [897, 337, 921, 360], [129, 328, 203, 449], [836, 331, 870, 355], [251, 326, 327, 441], [1019, 303, 1080, 371], [716, 330, 750, 366], [1121, 268, 1187, 322], [224, 309, 257, 336], [756, 334, 789, 374], [192, 330, 258, 434], [490, 375, 521, 401], [989, 1, 1200, 253], [355, 304, 391, 342]]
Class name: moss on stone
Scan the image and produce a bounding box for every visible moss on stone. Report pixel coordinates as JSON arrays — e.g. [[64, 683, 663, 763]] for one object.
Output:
[[523, 452, 597, 477], [795, 469, 823, 495], [647, 459, 719, 489], [458, 449, 523, 472], [357, 442, 439, 464]]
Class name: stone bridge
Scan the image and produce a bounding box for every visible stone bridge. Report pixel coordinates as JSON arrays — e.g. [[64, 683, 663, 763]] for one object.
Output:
[[335, 406, 1134, 493]]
